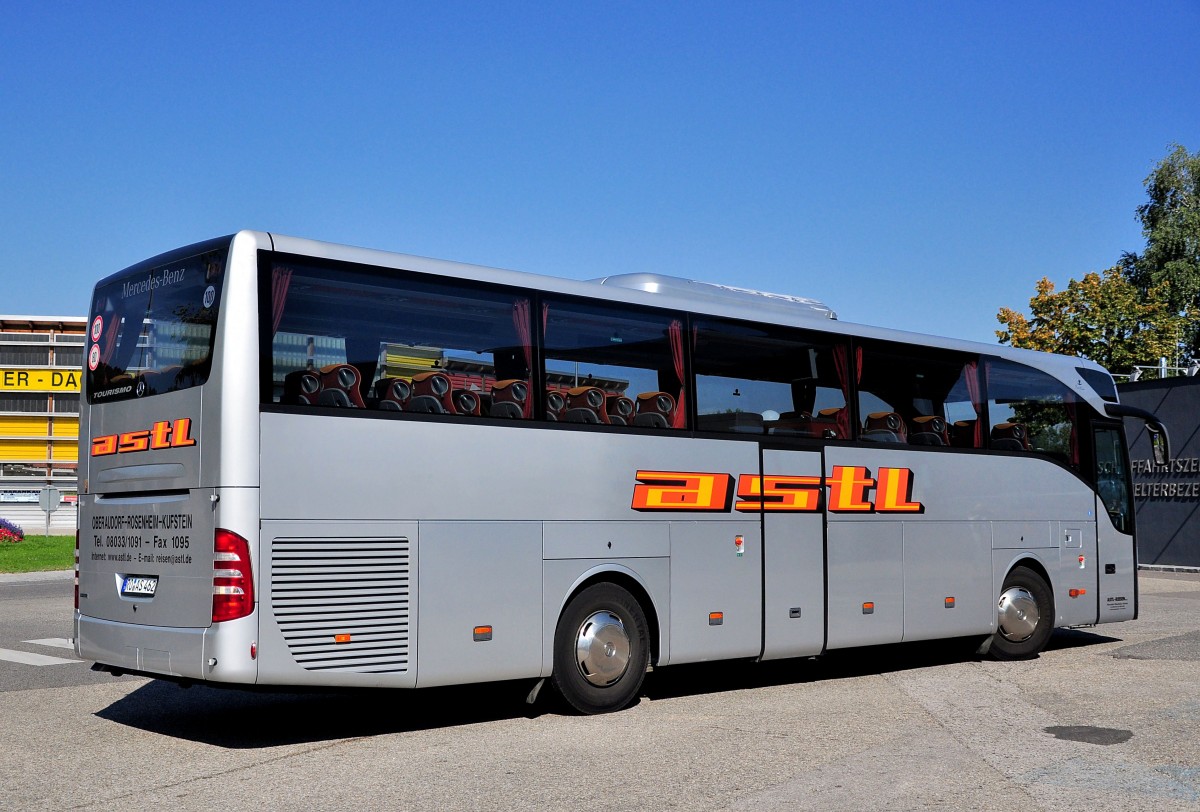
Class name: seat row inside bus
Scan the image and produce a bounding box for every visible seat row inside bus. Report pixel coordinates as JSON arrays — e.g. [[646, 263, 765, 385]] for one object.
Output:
[[280, 365, 681, 427], [696, 408, 1032, 451]]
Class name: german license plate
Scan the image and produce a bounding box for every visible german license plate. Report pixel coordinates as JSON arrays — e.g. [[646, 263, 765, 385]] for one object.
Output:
[[121, 576, 158, 597]]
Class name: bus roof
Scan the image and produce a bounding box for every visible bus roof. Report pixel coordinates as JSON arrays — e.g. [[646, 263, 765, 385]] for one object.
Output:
[[129, 231, 1118, 413]]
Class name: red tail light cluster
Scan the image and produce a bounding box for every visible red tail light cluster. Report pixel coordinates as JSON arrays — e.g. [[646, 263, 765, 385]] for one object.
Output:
[[212, 529, 255, 623]]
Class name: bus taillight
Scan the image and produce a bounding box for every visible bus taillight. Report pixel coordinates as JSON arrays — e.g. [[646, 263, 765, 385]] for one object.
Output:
[[74, 531, 80, 610], [212, 529, 255, 623]]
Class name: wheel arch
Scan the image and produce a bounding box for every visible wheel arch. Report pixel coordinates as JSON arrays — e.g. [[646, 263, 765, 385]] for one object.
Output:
[[556, 565, 662, 668], [995, 552, 1057, 622], [986, 553, 1059, 660]]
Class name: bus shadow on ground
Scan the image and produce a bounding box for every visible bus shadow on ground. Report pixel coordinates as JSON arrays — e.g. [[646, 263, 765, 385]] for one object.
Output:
[[95, 678, 542, 748], [1046, 627, 1122, 651], [643, 628, 1120, 702], [96, 629, 1120, 748]]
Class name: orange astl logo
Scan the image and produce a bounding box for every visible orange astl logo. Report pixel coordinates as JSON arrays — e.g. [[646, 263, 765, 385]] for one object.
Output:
[[632, 466, 923, 513], [630, 471, 734, 511], [91, 418, 197, 457]]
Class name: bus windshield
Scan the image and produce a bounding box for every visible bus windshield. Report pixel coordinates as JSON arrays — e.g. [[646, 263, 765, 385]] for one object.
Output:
[[86, 246, 226, 403]]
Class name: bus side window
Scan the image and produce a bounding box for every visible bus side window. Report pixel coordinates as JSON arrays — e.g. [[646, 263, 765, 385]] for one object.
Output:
[[691, 317, 846, 438], [541, 299, 686, 430], [985, 358, 1080, 465], [266, 262, 534, 420], [856, 343, 982, 449]]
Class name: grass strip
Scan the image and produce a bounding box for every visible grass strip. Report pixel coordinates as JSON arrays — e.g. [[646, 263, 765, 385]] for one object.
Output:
[[0, 535, 75, 574]]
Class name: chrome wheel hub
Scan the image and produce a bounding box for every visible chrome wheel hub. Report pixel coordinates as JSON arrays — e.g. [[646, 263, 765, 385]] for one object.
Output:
[[574, 610, 631, 686], [997, 586, 1040, 642]]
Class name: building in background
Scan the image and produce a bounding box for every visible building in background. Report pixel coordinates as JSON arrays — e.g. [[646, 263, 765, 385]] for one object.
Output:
[[1120, 375, 1200, 569], [0, 315, 85, 534]]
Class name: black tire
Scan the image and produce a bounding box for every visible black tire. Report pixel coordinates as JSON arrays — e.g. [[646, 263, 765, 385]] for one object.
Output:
[[551, 583, 649, 714], [989, 565, 1054, 661]]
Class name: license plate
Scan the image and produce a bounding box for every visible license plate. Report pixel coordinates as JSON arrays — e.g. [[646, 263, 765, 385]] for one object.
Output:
[[121, 576, 158, 597]]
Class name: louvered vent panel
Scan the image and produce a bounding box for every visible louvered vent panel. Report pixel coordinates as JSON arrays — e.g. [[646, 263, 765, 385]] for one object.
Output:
[[271, 537, 410, 673]]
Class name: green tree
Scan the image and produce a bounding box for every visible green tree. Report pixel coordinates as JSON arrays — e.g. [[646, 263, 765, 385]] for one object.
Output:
[[998, 143, 1200, 370], [996, 266, 1187, 371], [1124, 144, 1200, 352]]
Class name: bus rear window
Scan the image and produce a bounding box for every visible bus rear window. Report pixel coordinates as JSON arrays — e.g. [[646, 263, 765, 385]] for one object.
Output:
[[87, 247, 226, 403]]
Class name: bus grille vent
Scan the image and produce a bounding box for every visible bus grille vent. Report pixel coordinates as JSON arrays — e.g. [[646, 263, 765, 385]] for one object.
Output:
[[271, 537, 410, 673]]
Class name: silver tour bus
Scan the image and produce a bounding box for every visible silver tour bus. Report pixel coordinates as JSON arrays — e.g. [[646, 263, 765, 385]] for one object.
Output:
[[76, 231, 1169, 713]]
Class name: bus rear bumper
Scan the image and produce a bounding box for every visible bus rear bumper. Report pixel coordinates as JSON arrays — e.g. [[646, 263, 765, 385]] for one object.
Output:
[[74, 611, 258, 684]]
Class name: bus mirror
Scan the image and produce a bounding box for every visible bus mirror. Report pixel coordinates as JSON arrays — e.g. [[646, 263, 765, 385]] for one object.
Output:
[[1105, 403, 1170, 466], [1147, 421, 1170, 467]]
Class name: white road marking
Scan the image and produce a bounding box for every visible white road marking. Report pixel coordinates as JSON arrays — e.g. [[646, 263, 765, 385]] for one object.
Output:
[[0, 647, 79, 666], [23, 638, 75, 651]]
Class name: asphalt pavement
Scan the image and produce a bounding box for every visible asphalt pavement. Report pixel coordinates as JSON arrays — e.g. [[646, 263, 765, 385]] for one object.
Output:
[[1, 569, 1198, 811]]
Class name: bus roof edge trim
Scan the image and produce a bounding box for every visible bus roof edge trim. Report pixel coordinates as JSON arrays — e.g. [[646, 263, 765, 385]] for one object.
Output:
[[590, 273, 837, 320]]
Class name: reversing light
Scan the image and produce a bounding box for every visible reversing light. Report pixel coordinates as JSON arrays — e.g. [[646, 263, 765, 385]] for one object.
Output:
[[212, 529, 255, 623]]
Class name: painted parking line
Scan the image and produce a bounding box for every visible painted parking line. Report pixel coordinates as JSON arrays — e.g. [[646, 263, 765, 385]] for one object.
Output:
[[0, 647, 79, 666], [23, 638, 75, 650]]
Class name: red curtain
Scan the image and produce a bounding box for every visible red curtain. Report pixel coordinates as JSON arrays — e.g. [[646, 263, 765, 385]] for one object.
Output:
[[100, 314, 120, 365], [831, 345, 861, 439], [1065, 399, 1079, 465], [668, 320, 687, 428], [512, 299, 533, 417], [271, 266, 293, 336], [964, 361, 983, 447]]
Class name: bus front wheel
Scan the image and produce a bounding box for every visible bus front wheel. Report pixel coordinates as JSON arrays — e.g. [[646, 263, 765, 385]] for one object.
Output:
[[989, 565, 1054, 661], [551, 583, 649, 714]]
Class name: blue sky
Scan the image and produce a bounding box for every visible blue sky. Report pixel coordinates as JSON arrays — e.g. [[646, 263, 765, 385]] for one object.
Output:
[[3, 2, 1197, 344]]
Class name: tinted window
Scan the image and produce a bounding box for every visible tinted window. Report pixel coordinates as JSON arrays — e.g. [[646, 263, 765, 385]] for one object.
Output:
[[541, 298, 685, 429], [986, 358, 1080, 465], [1077, 367, 1118, 403], [693, 318, 848, 438], [87, 247, 227, 403], [266, 259, 533, 419], [1095, 426, 1132, 532], [856, 344, 983, 447]]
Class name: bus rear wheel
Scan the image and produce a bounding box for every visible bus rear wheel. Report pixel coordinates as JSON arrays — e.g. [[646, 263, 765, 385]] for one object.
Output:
[[989, 565, 1054, 661], [552, 583, 649, 714]]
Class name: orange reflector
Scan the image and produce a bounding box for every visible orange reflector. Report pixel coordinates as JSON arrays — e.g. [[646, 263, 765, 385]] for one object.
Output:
[[944, 597, 956, 608], [862, 602, 875, 614], [709, 612, 724, 626], [334, 634, 352, 643], [1069, 589, 1087, 598], [473, 626, 493, 641]]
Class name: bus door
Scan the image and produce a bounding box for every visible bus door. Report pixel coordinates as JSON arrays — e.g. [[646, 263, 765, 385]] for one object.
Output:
[[1093, 423, 1137, 623], [759, 446, 826, 659]]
